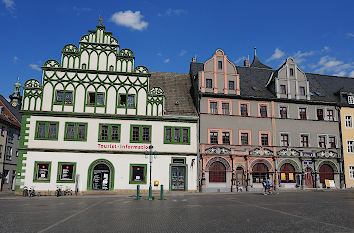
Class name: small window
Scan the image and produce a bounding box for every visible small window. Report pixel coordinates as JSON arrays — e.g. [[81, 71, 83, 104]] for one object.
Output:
[[130, 125, 151, 143], [240, 104, 248, 116], [300, 87, 306, 96], [348, 141, 354, 153], [279, 106, 287, 119], [109, 65, 114, 71], [99, 124, 121, 142], [210, 132, 218, 144], [57, 163, 76, 183], [88, 93, 96, 105], [349, 166, 354, 179], [290, 68, 294, 76], [130, 164, 147, 184], [64, 122, 87, 141], [280, 85, 286, 94], [34, 161, 51, 182], [206, 79, 213, 88], [119, 94, 127, 106], [317, 109, 324, 120], [229, 81, 235, 90], [260, 105, 268, 117], [348, 96, 354, 104], [345, 115, 352, 128], [240, 133, 249, 145], [35, 121, 59, 140], [222, 132, 230, 145], [210, 102, 218, 114], [82, 63, 87, 69], [300, 134, 309, 147], [299, 108, 307, 120], [261, 134, 269, 146], [218, 61, 222, 70], [222, 103, 230, 115], [280, 133, 289, 147], [327, 109, 334, 121]]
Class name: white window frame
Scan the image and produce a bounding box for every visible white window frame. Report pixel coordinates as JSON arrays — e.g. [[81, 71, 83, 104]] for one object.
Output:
[[298, 107, 308, 120], [279, 105, 289, 119], [317, 134, 327, 148], [348, 95, 354, 104], [327, 135, 337, 149], [279, 132, 290, 147], [325, 108, 335, 121], [300, 133, 310, 147], [347, 140, 354, 153], [345, 115, 353, 128], [349, 166, 354, 180]]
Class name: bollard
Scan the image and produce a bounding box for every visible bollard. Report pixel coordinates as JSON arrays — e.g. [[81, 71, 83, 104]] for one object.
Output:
[[137, 185, 140, 200], [160, 185, 164, 200]]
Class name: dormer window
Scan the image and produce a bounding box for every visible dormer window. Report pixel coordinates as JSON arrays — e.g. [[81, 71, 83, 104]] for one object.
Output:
[[82, 63, 87, 69], [300, 86, 306, 96], [280, 85, 286, 94], [218, 61, 222, 70], [348, 95, 354, 104], [290, 68, 294, 76]]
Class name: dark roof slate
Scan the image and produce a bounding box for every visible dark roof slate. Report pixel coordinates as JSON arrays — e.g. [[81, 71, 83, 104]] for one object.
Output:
[[149, 72, 197, 116], [0, 95, 21, 122], [250, 56, 272, 69]]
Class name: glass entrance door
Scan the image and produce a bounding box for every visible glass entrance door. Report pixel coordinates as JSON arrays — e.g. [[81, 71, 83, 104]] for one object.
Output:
[[171, 166, 185, 191], [92, 164, 110, 190]]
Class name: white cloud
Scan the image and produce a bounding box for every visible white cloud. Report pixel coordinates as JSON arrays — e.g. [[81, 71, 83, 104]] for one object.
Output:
[[29, 64, 41, 71], [2, 0, 14, 10], [111, 10, 148, 31], [313, 56, 353, 76], [293, 50, 314, 64], [13, 56, 18, 62], [266, 48, 285, 62], [179, 49, 187, 56], [163, 58, 170, 63], [321, 46, 330, 52], [158, 8, 187, 17], [347, 33, 354, 38], [349, 70, 354, 78], [234, 56, 247, 64], [156, 52, 162, 56]]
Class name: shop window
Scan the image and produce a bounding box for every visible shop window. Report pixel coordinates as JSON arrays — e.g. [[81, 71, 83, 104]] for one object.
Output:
[[34, 161, 51, 182], [229, 81, 235, 90], [317, 109, 324, 120], [348, 141, 354, 153], [300, 134, 309, 147], [280, 163, 295, 183], [130, 125, 151, 143], [209, 161, 226, 183], [299, 108, 307, 120], [222, 103, 230, 115], [222, 132, 230, 145], [346, 115, 353, 128], [206, 79, 213, 88], [280, 85, 286, 94], [261, 134, 269, 146], [210, 102, 218, 114], [280, 133, 289, 147], [279, 106, 287, 119], [64, 122, 87, 141], [35, 121, 59, 140], [210, 131, 218, 144], [259, 105, 268, 117], [55, 90, 73, 105], [240, 104, 248, 116], [57, 162, 76, 183], [130, 164, 147, 184], [99, 124, 121, 142], [327, 109, 334, 121]]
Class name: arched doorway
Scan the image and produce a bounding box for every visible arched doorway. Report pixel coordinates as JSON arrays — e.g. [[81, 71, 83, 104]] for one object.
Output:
[[252, 163, 269, 183], [235, 167, 245, 185], [319, 164, 334, 184], [305, 167, 313, 188], [209, 161, 226, 183], [280, 163, 295, 183], [87, 159, 115, 191]]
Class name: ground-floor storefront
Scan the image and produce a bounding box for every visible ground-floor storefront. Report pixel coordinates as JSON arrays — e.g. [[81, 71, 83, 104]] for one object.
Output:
[[16, 151, 198, 193], [1, 163, 17, 191]]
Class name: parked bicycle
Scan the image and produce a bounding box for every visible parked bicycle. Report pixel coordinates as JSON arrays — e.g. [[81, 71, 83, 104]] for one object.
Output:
[[55, 185, 64, 197], [29, 186, 40, 197], [22, 186, 29, 197], [64, 186, 73, 196]]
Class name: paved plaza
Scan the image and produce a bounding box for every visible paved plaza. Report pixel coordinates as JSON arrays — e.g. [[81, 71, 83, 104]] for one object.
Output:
[[1, 191, 354, 233]]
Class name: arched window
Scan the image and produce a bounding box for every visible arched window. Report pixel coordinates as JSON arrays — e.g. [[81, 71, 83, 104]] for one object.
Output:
[[319, 164, 334, 184], [280, 163, 295, 183], [209, 161, 226, 183], [252, 163, 268, 183], [235, 167, 245, 185]]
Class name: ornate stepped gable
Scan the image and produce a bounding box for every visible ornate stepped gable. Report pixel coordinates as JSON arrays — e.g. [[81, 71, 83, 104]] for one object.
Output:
[[22, 24, 164, 116]]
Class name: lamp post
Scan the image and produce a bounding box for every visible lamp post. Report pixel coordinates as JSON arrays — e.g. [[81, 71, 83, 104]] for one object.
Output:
[[145, 145, 155, 200]]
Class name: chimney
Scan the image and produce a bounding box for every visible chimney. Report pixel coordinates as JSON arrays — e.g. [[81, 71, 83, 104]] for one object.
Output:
[[244, 59, 249, 67], [192, 57, 196, 63]]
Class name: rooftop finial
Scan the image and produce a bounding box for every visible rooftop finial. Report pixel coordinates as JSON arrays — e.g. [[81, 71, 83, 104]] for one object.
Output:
[[17, 76, 19, 82], [99, 16, 103, 26], [254, 47, 257, 57]]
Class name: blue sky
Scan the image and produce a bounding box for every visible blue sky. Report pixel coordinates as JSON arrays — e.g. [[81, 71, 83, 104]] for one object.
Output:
[[1, 0, 354, 98]]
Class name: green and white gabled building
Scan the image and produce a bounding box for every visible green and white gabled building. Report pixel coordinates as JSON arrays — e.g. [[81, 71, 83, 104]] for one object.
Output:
[[16, 22, 198, 193]]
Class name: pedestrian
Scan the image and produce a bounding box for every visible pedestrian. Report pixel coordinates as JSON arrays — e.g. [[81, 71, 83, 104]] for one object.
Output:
[[262, 181, 266, 194], [266, 177, 271, 194]]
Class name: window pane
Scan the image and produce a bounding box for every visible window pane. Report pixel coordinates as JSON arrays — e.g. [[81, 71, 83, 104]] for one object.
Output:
[[218, 61, 222, 69], [142, 127, 150, 142], [37, 163, 49, 180], [48, 123, 57, 139], [88, 93, 96, 105], [120, 94, 127, 106], [65, 92, 73, 104], [206, 79, 212, 88], [182, 129, 189, 143], [174, 128, 180, 142], [241, 133, 249, 145], [210, 102, 218, 114], [78, 124, 86, 139], [132, 166, 145, 182], [132, 127, 140, 141], [261, 134, 269, 146], [97, 93, 104, 106], [299, 108, 307, 119], [56, 91, 64, 103], [260, 105, 267, 117], [37, 123, 46, 138], [127, 95, 135, 107], [66, 124, 75, 139], [222, 103, 229, 115], [280, 107, 287, 119], [210, 132, 218, 144], [241, 104, 248, 116], [229, 81, 235, 90], [165, 128, 172, 142], [111, 126, 119, 141], [100, 125, 108, 140], [317, 109, 324, 120], [222, 132, 230, 145]]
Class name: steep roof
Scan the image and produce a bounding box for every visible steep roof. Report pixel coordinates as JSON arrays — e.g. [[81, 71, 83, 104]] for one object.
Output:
[[250, 55, 272, 69], [149, 72, 197, 116], [0, 95, 21, 127]]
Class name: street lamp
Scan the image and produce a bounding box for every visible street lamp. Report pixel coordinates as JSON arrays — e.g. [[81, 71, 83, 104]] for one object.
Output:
[[145, 145, 156, 200]]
